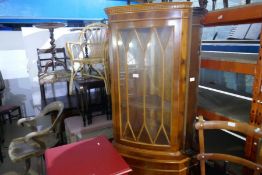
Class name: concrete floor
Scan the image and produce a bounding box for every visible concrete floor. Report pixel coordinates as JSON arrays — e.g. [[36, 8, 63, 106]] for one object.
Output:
[[0, 119, 45, 175]]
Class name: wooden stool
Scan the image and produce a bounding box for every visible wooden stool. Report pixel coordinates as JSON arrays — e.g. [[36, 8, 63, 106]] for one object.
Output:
[[64, 115, 113, 143]]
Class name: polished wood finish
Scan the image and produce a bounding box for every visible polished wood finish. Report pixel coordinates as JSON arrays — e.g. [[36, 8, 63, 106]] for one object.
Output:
[[185, 7, 206, 150], [74, 78, 109, 126], [245, 25, 262, 163], [197, 107, 237, 122], [195, 117, 262, 175], [201, 59, 256, 75], [198, 3, 262, 167], [202, 3, 262, 26], [106, 2, 200, 174]]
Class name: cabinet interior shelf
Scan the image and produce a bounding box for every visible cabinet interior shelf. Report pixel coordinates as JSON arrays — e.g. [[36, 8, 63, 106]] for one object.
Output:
[[122, 95, 171, 111]]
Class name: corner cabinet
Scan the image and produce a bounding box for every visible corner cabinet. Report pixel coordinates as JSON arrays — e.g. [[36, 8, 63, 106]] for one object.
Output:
[[106, 3, 203, 174]]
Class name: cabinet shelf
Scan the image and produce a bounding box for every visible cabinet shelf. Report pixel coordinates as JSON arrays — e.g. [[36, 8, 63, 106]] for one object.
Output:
[[122, 95, 171, 111], [197, 87, 251, 123]]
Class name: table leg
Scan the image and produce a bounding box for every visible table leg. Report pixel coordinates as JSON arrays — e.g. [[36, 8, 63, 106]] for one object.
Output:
[[106, 94, 112, 120], [87, 88, 92, 124], [40, 84, 46, 102], [75, 88, 86, 126]]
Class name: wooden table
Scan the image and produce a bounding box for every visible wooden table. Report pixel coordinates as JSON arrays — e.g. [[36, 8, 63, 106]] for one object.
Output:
[[45, 136, 132, 175]]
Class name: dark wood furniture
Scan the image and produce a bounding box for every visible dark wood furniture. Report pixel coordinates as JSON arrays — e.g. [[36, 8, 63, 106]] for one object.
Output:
[[197, 3, 262, 164], [74, 78, 110, 126], [34, 23, 66, 68], [0, 105, 22, 124], [37, 47, 71, 102], [0, 71, 22, 124], [106, 2, 204, 174], [0, 71, 22, 163], [195, 116, 262, 175]]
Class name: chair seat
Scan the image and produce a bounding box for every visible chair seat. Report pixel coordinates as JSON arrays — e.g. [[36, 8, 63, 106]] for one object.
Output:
[[0, 105, 19, 113], [39, 70, 71, 85], [9, 137, 43, 162], [81, 57, 104, 64]]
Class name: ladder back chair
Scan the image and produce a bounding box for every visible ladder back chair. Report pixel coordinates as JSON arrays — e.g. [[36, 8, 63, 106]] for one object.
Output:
[[195, 116, 262, 175], [37, 47, 71, 101]]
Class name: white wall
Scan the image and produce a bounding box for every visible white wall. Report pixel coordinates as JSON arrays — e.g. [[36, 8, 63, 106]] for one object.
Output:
[[21, 27, 79, 108], [0, 31, 34, 116], [0, 28, 79, 116]]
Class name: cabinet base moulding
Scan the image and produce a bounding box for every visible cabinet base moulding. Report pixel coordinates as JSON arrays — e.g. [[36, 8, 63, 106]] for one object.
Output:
[[114, 143, 190, 175]]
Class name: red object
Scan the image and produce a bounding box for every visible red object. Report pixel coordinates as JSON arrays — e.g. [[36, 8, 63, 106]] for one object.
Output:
[[45, 136, 132, 175]]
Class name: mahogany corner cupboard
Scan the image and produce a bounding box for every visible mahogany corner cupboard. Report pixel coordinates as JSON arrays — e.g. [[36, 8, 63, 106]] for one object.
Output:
[[106, 2, 205, 174]]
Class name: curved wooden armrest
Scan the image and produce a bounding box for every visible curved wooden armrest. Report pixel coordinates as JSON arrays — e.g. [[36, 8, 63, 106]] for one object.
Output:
[[24, 129, 51, 149], [17, 117, 37, 131], [197, 153, 262, 173], [67, 41, 82, 45], [17, 114, 51, 131], [17, 117, 34, 126], [195, 121, 262, 138]]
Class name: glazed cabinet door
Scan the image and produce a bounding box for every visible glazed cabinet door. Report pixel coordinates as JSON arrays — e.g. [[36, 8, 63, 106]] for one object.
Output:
[[110, 19, 191, 151]]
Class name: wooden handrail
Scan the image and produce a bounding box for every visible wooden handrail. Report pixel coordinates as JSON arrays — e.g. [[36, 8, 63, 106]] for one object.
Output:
[[195, 119, 262, 175], [203, 3, 262, 26], [197, 153, 262, 173], [195, 120, 262, 138], [201, 59, 256, 75]]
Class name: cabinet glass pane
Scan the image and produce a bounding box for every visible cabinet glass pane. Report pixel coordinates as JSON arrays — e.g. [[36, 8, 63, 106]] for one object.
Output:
[[117, 27, 174, 145]]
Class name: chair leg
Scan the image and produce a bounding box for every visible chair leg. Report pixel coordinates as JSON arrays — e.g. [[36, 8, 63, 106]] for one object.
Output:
[[8, 112, 12, 124], [0, 144, 3, 163], [37, 156, 45, 175], [18, 106, 22, 119], [40, 84, 46, 102], [24, 158, 31, 175], [66, 81, 70, 96]]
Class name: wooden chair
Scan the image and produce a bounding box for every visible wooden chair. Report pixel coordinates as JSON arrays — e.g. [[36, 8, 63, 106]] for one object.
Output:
[[195, 116, 262, 175], [0, 71, 22, 124], [8, 101, 64, 174], [66, 22, 110, 95], [37, 47, 71, 101]]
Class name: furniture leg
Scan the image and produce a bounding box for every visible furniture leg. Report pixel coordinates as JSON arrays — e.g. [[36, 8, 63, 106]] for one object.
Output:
[[0, 146, 3, 163], [8, 111, 12, 124], [107, 94, 112, 120], [66, 81, 70, 96], [223, 0, 228, 8], [24, 158, 31, 175], [101, 87, 107, 115], [0, 119, 3, 162], [40, 84, 46, 102], [18, 106, 22, 119], [75, 87, 81, 113], [80, 87, 87, 126], [212, 0, 217, 10], [0, 119, 4, 143], [87, 88, 92, 124], [0, 114, 3, 124]]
